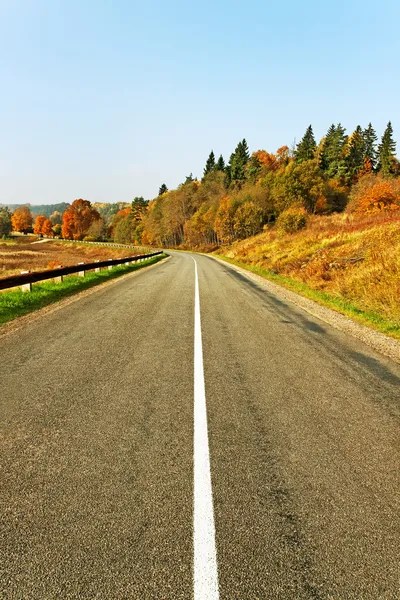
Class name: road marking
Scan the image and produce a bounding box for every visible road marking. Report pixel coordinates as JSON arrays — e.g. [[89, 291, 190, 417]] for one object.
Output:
[[193, 257, 220, 600]]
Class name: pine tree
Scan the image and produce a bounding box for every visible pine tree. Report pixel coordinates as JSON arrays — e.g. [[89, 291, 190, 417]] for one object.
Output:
[[295, 125, 316, 163], [319, 124, 336, 170], [363, 123, 378, 170], [216, 154, 225, 171], [228, 139, 250, 184], [377, 121, 397, 176], [239, 139, 250, 163], [246, 154, 262, 183], [320, 123, 347, 178], [203, 151, 216, 176], [346, 126, 365, 180], [158, 183, 168, 196]]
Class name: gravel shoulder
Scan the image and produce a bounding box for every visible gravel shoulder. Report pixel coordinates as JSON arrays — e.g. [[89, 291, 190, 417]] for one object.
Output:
[[209, 254, 400, 364]]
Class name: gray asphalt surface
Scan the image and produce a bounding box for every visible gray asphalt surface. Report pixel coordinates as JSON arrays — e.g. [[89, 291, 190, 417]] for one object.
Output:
[[1, 251, 399, 599]]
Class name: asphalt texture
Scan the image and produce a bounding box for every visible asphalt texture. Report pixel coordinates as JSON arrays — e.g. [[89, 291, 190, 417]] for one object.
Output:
[[0, 251, 399, 599]]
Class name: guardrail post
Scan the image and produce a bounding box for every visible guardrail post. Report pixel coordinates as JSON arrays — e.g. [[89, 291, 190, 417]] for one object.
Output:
[[94, 260, 100, 273], [78, 262, 85, 277], [20, 271, 32, 292], [53, 266, 63, 283], [108, 259, 113, 271]]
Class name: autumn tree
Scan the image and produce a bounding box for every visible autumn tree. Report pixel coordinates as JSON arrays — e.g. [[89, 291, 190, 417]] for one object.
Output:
[[359, 156, 373, 177], [33, 215, 47, 235], [214, 196, 237, 243], [61, 199, 100, 240], [203, 151, 216, 176], [11, 206, 33, 233], [85, 218, 106, 241], [53, 223, 62, 237], [276, 145, 290, 167], [349, 174, 400, 213], [295, 125, 316, 163], [0, 206, 12, 237], [253, 150, 278, 172], [271, 159, 326, 214], [233, 201, 263, 238], [112, 209, 133, 244], [50, 210, 63, 225], [42, 218, 53, 237], [184, 203, 218, 247], [158, 183, 168, 196], [377, 122, 397, 176]]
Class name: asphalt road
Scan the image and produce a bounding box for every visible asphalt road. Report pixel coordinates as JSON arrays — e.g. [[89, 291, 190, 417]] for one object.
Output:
[[0, 251, 399, 599]]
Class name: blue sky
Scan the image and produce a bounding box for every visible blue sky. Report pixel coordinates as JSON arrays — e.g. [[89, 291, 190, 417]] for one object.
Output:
[[1, 0, 399, 205]]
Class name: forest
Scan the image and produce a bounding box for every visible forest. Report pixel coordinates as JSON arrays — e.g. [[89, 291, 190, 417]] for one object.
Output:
[[1, 121, 399, 248]]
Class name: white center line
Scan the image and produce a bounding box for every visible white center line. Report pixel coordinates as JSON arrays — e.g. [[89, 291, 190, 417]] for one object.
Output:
[[193, 257, 220, 600]]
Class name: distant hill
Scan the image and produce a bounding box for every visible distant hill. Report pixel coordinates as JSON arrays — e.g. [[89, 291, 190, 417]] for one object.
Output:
[[0, 202, 70, 217]]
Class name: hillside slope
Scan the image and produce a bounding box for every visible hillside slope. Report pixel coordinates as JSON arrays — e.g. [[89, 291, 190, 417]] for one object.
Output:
[[216, 212, 400, 338]]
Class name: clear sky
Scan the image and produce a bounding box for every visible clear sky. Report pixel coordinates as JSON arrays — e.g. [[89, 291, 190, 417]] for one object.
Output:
[[1, 0, 399, 205]]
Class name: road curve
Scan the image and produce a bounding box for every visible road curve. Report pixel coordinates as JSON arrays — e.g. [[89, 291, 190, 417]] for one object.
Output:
[[0, 251, 399, 599]]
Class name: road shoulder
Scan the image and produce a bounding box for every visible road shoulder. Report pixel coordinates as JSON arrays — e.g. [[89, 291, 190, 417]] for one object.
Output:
[[207, 253, 400, 364]]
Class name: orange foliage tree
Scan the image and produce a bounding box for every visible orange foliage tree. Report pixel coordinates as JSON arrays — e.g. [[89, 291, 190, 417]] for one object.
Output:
[[349, 174, 400, 213], [11, 206, 33, 233], [61, 199, 100, 240], [253, 150, 278, 172], [33, 215, 47, 234], [276, 145, 291, 167], [42, 218, 53, 237]]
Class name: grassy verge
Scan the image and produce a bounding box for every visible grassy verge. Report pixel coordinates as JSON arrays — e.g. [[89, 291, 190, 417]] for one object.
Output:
[[0, 254, 166, 325], [215, 254, 400, 340]]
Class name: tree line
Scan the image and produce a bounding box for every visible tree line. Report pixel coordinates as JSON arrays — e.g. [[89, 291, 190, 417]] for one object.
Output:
[[142, 121, 398, 247], [1, 121, 398, 247]]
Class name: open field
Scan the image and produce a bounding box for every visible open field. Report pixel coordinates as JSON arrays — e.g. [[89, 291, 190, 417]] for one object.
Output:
[[216, 211, 400, 337], [0, 236, 143, 278]]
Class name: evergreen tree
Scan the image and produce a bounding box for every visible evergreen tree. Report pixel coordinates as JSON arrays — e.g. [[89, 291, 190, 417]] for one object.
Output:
[[216, 154, 225, 171], [246, 154, 262, 183], [346, 126, 365, 180], [295, 125, 316, 163], [228, 139, 250, 184], [363, 123, 378, 170], [320, 123, 347, 178], [224, 164, 231, 188], [377, 121, 397, 176], [239, 138, 250, 162], [158, 183, 168, 196], [184, 173, 196, 183], [319, 124, 336, 170], [203, 151, 216, 176]]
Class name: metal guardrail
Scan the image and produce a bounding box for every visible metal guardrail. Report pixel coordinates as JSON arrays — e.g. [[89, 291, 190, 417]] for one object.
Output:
[[0, 252, 164, 292]]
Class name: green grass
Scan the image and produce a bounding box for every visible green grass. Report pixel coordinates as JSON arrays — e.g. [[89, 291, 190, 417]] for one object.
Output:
[[0, 254, 166, 325], [216, 254, 400, 340]]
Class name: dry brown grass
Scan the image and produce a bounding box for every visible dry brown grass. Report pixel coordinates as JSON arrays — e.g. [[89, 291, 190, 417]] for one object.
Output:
[[0, 237, 139, 278], [218, 211, 400, 324]]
